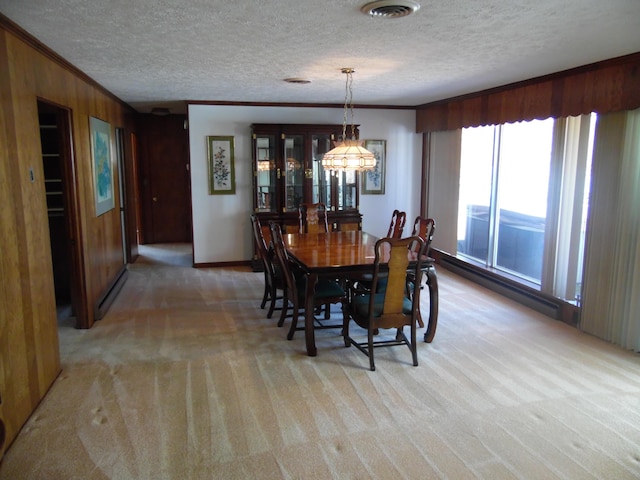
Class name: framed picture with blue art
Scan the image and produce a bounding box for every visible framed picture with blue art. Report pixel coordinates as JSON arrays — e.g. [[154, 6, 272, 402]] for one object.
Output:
[[207, 136, 236, 194], [89, 116, 115, 216], [362, 139, 386, 194]]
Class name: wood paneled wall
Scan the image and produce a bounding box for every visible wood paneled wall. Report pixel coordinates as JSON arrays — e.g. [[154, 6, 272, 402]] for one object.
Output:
[[416, 53, 640, 132], [0, 16, 136, 459]]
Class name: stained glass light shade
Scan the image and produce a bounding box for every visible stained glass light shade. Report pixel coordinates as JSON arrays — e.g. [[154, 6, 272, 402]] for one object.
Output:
[[322, 68, 376, 171], [321, 139, 376, 170]]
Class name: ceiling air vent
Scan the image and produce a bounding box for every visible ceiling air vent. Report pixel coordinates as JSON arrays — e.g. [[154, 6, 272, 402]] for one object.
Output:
[[361, 0, 420, 18], [284, 77, 311, 84]]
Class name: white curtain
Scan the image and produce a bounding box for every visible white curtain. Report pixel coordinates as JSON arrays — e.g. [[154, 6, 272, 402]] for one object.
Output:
[[580, 108, 640, 351], [425, 130, 461, 255], [542, 115, 593, 301]]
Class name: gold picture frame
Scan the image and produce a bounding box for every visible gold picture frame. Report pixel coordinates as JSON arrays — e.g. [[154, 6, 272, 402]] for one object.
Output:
[[361, 139, 386, 194], [207, 136, 236, 194]]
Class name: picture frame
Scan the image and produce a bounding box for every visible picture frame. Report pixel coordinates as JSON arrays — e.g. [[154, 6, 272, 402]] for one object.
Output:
[[89, 116, 115, 216], [361, 139, 386, 194], [207, 136, 236, 194]]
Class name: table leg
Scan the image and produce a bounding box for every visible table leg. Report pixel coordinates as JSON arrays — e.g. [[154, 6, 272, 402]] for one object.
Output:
[[305, 272, 318, 356], [424, 266, 438, 343]]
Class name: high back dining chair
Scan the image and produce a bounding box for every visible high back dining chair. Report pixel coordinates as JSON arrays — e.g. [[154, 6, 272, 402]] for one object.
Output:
[[269, 222, 346, 340], [299, 202, 329, 234], [343, 236, 426, 371], [386, 209, 407, 238], [349, 209, 407, 291], [409, 216, 438, 343], [250, 214, 284, 319], [411, 216, 436, 253]]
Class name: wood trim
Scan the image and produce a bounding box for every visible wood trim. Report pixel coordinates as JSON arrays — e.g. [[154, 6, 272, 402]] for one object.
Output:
[[187, 100, 414, 110], [416, 52, 640, 132], [194, 261, 252, 268], [420, 132, 430, 216], [432, 249, 579, 327], [94, 266, 128, 320]]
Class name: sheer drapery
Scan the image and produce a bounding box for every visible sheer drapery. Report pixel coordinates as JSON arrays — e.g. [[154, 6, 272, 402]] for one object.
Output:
[[427, 112, 639, 350], [425, 130, 461, 255], [580, 109, 640, 351], [542, 115, 593, 301]]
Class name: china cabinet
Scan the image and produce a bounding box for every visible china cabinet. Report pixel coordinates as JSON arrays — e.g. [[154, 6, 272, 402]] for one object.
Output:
[[251, 123, 362, 269], [251, 123, 362, 228]]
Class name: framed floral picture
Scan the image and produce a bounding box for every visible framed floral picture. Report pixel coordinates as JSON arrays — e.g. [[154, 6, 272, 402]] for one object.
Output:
[[90, 116, 115, 215], [207, 136, 235, 194], [361, 139, 386, 194]]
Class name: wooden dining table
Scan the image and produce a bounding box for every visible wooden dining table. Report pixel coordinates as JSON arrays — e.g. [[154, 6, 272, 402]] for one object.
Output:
[[284, 230, 438, 356]]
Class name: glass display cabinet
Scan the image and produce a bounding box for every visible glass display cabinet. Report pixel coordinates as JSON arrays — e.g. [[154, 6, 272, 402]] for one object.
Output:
[[251, 123, 363, 267]]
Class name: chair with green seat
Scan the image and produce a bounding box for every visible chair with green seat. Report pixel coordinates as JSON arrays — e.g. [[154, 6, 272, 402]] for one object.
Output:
[[350, 209, 407, 293], [343, 235, 426, 371], [250, 214, 284, 319], [407, 216, 438, 341], [269, 222, 346, 340], [387, 209, 407, 238], [299, 202, 329, 234]]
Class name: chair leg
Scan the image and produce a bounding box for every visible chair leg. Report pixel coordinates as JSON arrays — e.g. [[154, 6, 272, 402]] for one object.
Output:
[[410, 322, 418, 367], [260, 271, 270, 309], [423, 267, 439, 343], [368, 327, 375, 371], [324, 303, 331, 319], [266, 283, 278, 319], [342, 307, 351, 347], [286, 299, 300, 340], [277, 287, 288, 327]]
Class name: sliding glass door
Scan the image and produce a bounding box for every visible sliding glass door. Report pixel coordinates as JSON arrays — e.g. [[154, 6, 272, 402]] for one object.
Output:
[[457, 115, 595, 301]]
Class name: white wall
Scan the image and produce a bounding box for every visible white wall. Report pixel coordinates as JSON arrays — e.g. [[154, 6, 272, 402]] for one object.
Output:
[[188, 104, 421, 264]]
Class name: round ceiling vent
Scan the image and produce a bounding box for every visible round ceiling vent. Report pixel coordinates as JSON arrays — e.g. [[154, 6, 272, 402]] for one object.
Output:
[[361, 0, 420, 18], [284, 77, 311, 84]]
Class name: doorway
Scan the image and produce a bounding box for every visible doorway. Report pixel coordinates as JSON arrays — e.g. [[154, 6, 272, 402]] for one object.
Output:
[[37, 100, 86, 328], [137, 114, 191, 244]]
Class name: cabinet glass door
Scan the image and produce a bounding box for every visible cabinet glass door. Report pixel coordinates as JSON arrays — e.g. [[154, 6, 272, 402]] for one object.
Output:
[[312, 133, 332, 208], [284, 135, 304, 212], [255, 135, 277, 212], [337, 170, 358, 210]]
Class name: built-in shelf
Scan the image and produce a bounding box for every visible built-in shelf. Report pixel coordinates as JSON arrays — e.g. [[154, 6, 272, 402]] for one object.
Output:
[[40, 114, 64, 215]]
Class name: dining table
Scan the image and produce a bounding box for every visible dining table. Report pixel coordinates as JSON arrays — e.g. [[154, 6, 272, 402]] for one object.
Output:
[[284, 230, 438, 356]]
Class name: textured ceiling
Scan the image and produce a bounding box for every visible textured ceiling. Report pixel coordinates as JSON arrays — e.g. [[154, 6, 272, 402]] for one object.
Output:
[[1, 0, 640, 113]]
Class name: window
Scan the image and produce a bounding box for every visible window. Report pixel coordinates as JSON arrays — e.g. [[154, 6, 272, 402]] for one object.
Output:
[[457, 115, 596, 302]]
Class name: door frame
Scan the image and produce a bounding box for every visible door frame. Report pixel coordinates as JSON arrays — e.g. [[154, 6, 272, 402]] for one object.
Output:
[[38, 99, 88, 328]]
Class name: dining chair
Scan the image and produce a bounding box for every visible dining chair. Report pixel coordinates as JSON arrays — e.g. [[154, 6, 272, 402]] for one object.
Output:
[[269, 222, 346, 340], [386, 209, 407, 238], [408, 216, 438, 341], [343, 235, 426, 371], [410, 216, 436, 251], [250, 214, 284, 319], [349, 209, 406, 292], [299, 202, 329, 234]]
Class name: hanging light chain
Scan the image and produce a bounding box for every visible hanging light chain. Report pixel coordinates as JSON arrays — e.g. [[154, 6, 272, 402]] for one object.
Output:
[[339, 68, 358, 141], [346, 69, 356, 140], [321, 67, 376, 171], [340, 68, 353, 141]]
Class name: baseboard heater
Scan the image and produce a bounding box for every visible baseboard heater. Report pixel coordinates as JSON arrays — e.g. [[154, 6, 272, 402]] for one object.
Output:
[[94, 265, 128, 320], [435, 251, 567, 322]]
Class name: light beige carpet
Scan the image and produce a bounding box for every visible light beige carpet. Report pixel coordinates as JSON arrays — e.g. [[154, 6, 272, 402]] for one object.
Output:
[[1, 243, 640, 479]]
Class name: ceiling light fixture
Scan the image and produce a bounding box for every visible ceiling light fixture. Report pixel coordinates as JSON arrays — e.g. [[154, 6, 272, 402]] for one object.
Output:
[[321, 68, 376, 172]]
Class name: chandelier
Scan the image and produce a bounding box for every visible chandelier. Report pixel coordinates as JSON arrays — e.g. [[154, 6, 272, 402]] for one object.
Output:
[[321, 68, 376, 171]]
